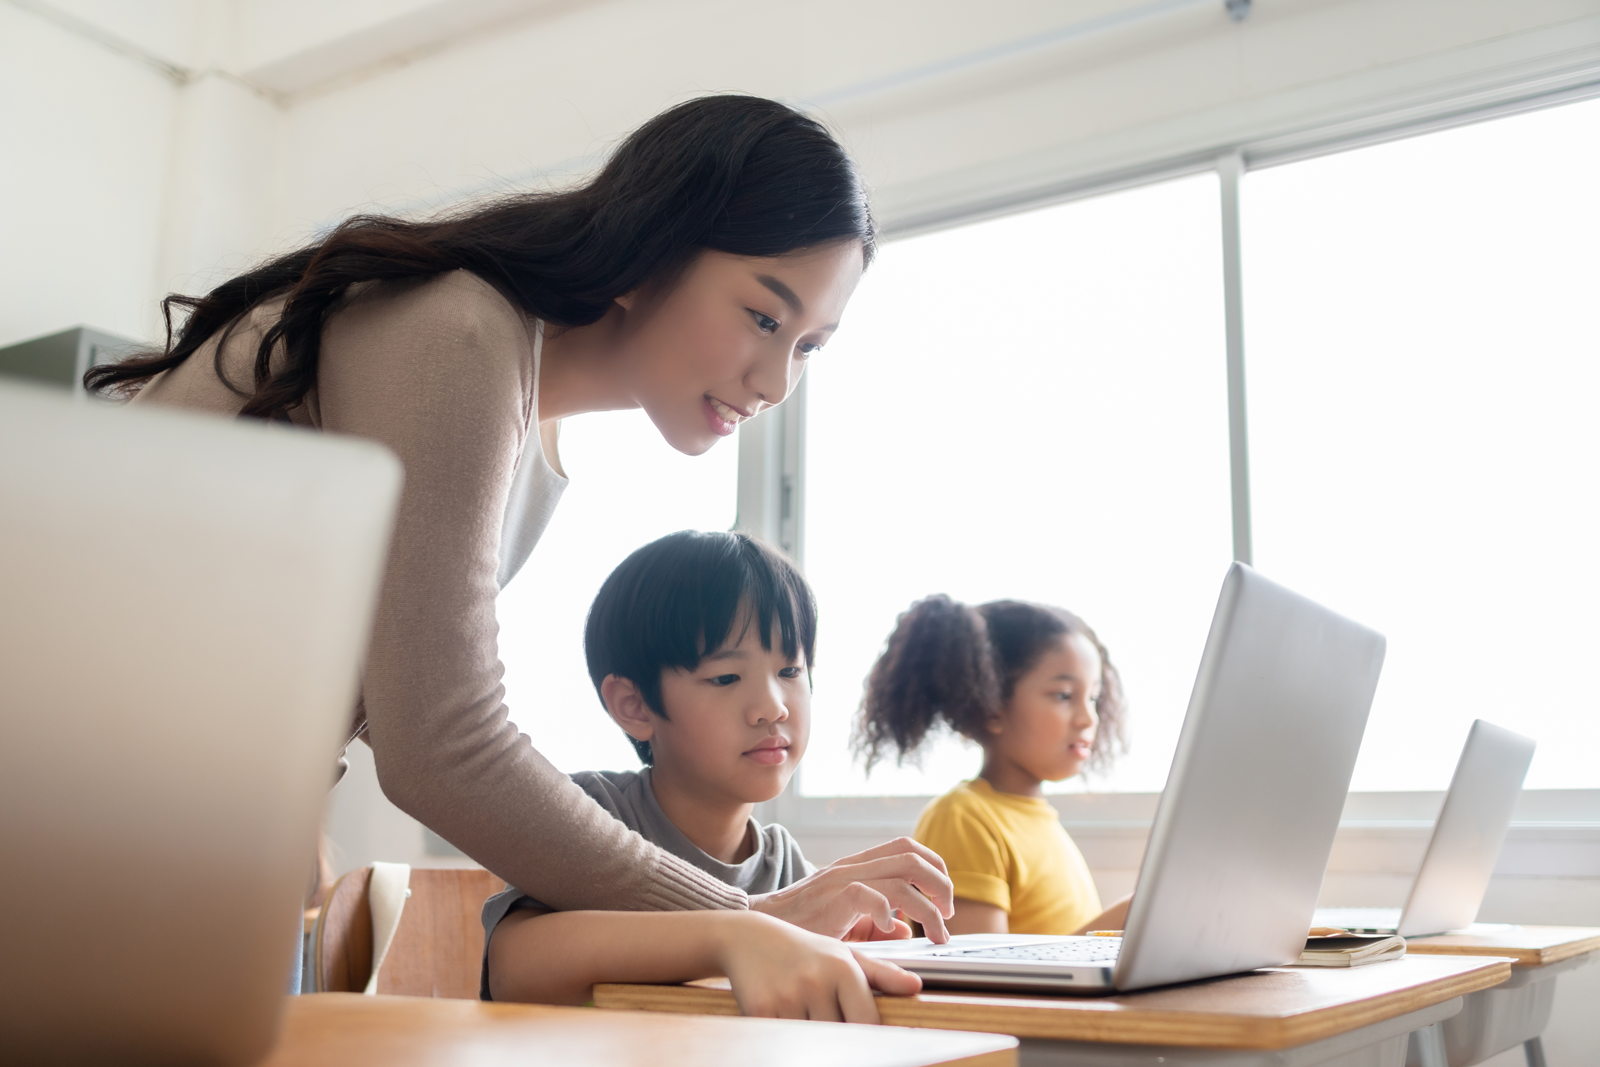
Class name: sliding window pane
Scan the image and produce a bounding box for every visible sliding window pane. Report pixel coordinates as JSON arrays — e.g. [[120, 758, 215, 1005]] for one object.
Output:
[[497, 411, 738, 772], [802, 174, 1232, 796], [1245, 97, 1600, 790]]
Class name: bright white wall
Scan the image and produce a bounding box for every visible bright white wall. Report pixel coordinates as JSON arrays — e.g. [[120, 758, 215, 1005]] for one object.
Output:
[[40, 0, 202, 68], [11, 0, 1594, 340], [0, 3, 178, 346], [269, 0, 1600, 239]]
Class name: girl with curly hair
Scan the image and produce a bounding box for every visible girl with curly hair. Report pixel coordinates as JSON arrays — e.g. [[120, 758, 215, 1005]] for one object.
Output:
[[856, 596, 1131, 936]]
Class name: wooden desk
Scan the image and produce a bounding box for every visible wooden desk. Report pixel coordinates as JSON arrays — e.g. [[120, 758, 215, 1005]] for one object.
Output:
[[1405, 924, 1600, 968], [596, 955, 1510, 1067], [1401, 926, 1600, 1067], [265, 993, 1018, 1067]]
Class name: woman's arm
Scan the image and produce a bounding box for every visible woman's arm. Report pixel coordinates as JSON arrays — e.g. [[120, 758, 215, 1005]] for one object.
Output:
[[320, 273, 742, 913], [487, 909, 920, 1021]]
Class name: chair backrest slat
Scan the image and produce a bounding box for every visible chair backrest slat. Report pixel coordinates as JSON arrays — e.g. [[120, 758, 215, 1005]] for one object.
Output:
[[313, 867, 505, 998]]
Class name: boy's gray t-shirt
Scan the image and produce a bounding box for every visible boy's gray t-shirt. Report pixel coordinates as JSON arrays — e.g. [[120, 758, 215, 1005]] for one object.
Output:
[[479, 768, 814, 999]]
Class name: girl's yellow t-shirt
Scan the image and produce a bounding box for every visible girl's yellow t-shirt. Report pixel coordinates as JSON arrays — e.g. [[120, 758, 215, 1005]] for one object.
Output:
[[914, 778, 1102, 935]]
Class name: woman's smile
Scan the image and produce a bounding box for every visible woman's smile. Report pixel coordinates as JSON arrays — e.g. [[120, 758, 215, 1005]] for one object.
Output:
[[704, 394, 750, 436]]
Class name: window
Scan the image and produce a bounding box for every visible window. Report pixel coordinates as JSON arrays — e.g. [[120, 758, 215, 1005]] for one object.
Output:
[[496, 409, 738, 772], [1244, 97, 1600, 791], [801, 174, 1233, 796], [499, 95, 1600, 799]]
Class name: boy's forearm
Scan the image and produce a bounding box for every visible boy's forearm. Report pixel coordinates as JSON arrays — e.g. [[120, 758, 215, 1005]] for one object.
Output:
[[487, 910, 734, 1005]]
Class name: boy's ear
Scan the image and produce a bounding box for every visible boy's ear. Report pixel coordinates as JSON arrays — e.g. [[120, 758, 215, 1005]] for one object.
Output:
[[601, 674, 657, 744]]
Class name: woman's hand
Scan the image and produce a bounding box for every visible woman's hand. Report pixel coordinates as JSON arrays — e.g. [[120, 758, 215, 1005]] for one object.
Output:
[[715, 912, 922, 1022], [749, 838, 955, 943]]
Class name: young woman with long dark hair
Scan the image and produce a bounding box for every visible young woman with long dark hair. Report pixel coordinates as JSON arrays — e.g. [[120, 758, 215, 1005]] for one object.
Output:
[[91, 95, 952, 1020]]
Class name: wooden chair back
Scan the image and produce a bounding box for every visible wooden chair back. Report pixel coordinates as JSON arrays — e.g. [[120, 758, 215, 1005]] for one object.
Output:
[[312, 867, 506, 998]]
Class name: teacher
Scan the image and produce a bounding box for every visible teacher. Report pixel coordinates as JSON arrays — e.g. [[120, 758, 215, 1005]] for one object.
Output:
[[87, 95, 952, 1008]]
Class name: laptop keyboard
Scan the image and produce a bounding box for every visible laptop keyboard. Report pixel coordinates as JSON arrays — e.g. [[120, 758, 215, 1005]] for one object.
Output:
[[952, 938, 1122, 964]]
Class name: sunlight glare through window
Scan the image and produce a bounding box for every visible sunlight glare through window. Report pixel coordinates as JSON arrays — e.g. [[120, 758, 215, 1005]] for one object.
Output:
[[496, 410, 739, 773], [802, 174, 1232, 796], [1245, 98, 1600, 790]]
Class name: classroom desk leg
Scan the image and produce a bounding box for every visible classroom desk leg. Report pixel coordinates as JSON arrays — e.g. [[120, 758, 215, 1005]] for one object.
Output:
[[1413, 953, 1592, 1066], [1015, 996, 1460, 1067], [1408, 1024, 1448, 1067]]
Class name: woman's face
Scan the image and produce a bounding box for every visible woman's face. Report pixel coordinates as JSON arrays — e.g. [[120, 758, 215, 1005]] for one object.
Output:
[[617, 241, 866, 455]]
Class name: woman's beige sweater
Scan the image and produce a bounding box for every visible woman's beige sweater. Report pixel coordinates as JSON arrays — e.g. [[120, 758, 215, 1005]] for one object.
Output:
[[133, 270, 746, 913]]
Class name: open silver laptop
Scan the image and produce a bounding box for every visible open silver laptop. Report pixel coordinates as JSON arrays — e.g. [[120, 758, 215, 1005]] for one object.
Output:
[[1315, 719, 1534, 938], [0, 383, 400, 1064], [857, 563, 1386, 993]]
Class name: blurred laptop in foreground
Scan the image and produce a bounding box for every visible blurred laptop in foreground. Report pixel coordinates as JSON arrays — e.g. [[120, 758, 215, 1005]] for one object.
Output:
[[859, 563, 1387, 993], [1316, 719, 1535, 938], [0, 382, 400, 1065]]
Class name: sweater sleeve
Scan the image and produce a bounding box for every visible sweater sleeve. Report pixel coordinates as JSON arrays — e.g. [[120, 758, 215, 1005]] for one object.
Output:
[[317, 272, 746, 913]]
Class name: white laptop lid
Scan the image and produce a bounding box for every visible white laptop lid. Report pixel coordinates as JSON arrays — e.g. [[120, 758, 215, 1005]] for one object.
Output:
[[1397, 719, 1535, 937], [0, 383, 400, 1064], [1114, 563, 1386, 991]]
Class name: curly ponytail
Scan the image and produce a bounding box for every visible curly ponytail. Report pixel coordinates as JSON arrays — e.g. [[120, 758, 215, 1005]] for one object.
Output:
[[854, 595, 1001, 772], [853, 596, 1127, 775]]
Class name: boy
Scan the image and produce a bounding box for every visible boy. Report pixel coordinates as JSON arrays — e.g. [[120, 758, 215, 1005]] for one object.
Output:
[[482, 530, 941, 1019]]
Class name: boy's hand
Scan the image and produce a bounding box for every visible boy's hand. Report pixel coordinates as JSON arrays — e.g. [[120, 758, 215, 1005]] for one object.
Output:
[[717, 912, 922, 1023], [749, 837, 955, 943], [487, 909, 918, 1015]]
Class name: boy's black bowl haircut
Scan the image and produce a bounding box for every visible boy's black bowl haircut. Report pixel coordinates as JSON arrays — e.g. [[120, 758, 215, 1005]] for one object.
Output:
[[584, 531, 816, 765]]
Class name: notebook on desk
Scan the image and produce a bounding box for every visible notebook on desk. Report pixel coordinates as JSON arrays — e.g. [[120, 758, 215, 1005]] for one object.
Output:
[[1315, 719, 1534, 938], [857, 563, 1387, 993]]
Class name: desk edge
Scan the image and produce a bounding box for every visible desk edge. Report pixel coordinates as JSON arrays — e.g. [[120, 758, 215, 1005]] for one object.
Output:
[[594, 959, 1513, 1049], [1407, 936, 1600, 967]]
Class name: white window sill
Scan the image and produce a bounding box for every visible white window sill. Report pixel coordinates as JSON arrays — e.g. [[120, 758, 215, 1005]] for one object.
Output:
[[767, 790, 1600, 879]]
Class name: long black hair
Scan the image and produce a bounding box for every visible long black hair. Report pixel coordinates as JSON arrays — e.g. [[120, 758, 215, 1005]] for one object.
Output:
[[585, 530, 817, 765], [853, 596, 1126, 775], [86, 95, 875, 420]]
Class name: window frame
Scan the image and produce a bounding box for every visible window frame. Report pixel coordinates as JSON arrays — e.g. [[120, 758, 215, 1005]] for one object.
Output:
[[738, 78, 1600, 855]]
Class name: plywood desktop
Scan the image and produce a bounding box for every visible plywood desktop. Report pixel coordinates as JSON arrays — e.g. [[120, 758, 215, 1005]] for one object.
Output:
[[595, 954, 1511, 1050], [264, 993, 1018, 1067]]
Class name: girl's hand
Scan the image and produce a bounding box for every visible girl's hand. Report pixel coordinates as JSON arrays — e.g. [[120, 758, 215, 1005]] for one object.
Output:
[[749, 838, 955, 943], [715, 912, 922, 1022]]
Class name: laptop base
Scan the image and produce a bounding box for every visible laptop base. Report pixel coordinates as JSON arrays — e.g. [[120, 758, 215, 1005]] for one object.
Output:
[[1314, 907, 1403, 935]]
